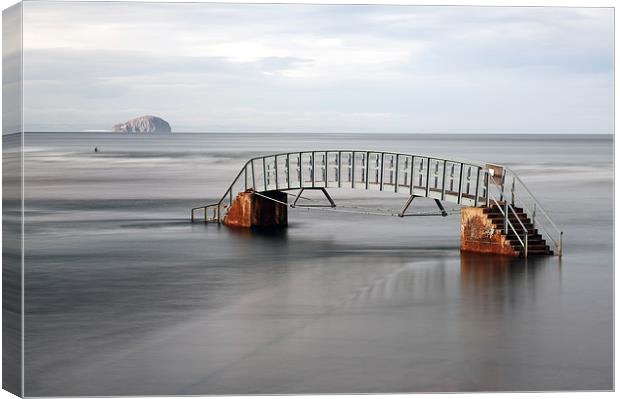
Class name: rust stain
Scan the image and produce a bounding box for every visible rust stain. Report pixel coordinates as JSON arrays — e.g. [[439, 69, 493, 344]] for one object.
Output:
[[460, 207, 519, 257], [223, 191, 253, 228]]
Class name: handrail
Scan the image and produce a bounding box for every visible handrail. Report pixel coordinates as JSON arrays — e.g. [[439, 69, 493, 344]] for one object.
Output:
[[501, 166, 563, 255], [489, 196, 528, 257], [503, 166, 562, 234]]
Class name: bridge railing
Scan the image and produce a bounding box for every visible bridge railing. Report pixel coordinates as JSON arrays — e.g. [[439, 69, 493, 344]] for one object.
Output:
[[191, 151, 491, 222]]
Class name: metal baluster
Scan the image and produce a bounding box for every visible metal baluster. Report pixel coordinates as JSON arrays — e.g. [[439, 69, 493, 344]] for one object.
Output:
[[425, 158, 431, 197], [441, 160, 447, 200], [338, 151, 342, 188], [474, 167, 481, 207], [485, 171, 490, 207], [274, 155, 279, 190], [251, 160, 256, 190], [394, 154, 399, 193], [380, 153, 385, 190], [450, 164, 455, 192], [262, 157, 267, 190], [500, 173, 506, 202], [457, 163, 464, 204], [466, 167, 471, 194], [410, 156, 415, 195], [311, 151, 316, 188], [286, 153, 290, 189], [504, 201, 509, 234], [351, 152, 355, 187], [365, 152, 370, 189], [299, 152, 303, 187], [403, 157, 409, 191], [418, 158, 423, 187], [321, 152, 329, 187]]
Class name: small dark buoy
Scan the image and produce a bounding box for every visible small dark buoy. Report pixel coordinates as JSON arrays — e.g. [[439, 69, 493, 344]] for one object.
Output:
[[94, 147, 98, 153]]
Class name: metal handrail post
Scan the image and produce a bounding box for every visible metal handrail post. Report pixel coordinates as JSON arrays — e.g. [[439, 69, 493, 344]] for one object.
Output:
[[525, 232, 528, 258], [504, 201, 509, 235]]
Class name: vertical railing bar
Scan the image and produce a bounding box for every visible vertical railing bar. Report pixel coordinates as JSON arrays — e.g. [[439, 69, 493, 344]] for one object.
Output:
[[441, 160, 447, 200], [299, 152, 303, 188], [410, 156, 415, 195], [324, 151, 328, 187], [274, 155, 279, 190], [286, 153, 290, 189], [504, 201, 509, 234], [394, 154, 399, 193], [352, 151, 356, 188], [365, 151, 370, 190], [457, 163, 464, 204], [244, 166, 248, 191], [485, 170, 490, 207], [425, 158, 431, 197], [380, 152, 385, 191], [525, 232, 528, 258], [311, 151, 316, 188], [338, 150, 342, 188], [251, 159, 256, 190], [474, 167, 481, 207], [262, 157, 267, 191]]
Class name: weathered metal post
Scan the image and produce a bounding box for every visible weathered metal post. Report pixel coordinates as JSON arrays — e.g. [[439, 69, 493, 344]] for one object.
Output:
[[504, 201, 509, 235]]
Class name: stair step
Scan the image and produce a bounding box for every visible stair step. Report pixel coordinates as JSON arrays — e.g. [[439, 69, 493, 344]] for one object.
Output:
[[488, 215, 531, 223]]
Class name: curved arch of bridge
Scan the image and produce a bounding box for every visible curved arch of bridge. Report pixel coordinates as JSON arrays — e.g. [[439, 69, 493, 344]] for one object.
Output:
[[229, 150, 490, 206], [191, 150, 563, 256]]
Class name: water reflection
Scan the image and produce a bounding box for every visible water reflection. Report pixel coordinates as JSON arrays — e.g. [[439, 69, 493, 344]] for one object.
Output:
[[460, 252, 553, 298], [345, 258, 449, 308]]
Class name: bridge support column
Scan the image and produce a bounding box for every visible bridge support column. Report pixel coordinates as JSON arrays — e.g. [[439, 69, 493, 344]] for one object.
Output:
[[460, 207, 519, 257], [223, 190, 288, 228]]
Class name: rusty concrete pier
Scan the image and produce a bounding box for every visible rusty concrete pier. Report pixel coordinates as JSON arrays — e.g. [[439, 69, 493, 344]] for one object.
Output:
[[192, 151, 562, 257]]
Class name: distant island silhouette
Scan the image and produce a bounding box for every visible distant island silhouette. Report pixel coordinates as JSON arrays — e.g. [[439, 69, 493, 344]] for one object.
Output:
[[112, 115, 172, 133]]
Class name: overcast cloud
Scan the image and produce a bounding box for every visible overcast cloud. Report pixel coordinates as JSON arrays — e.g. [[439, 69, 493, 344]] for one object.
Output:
[[21, 2, 613, 133]]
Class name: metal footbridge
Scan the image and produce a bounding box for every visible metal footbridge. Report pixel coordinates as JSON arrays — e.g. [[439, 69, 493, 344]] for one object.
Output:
[[191, 150, 562, 257]]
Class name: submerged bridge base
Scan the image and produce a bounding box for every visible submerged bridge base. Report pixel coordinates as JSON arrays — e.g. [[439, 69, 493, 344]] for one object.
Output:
[[460, 205, 553, 257], [460, 207, 520, 257], [223, 190, 288, 228]]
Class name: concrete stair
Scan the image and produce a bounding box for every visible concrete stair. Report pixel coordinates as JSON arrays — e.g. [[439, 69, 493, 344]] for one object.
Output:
[[483, 204, 553, 256]]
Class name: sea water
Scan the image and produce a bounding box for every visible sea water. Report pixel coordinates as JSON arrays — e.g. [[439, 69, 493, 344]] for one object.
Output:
[[21, 133, 613, 395]]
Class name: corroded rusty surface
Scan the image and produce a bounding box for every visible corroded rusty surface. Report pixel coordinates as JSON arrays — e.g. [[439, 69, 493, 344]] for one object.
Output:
[[251, 191, 288, 227], [460, 207, 519, 257], [223, 191, 253, 228], [223, 190, 287, 228]]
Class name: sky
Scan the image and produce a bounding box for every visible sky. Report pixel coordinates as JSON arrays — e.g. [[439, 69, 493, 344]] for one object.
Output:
[[19, 1, 614, 133]]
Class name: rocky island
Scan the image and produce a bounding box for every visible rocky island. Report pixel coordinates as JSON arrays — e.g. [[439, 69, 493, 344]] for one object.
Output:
[[112, 115, 172, 133]]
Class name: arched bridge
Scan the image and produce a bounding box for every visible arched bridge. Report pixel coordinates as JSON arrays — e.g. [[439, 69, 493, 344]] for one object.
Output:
[[191, 150, 562, 257]]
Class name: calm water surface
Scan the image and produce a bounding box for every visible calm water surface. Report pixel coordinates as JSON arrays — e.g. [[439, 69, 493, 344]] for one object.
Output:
[[22, 133, 613, 395]]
